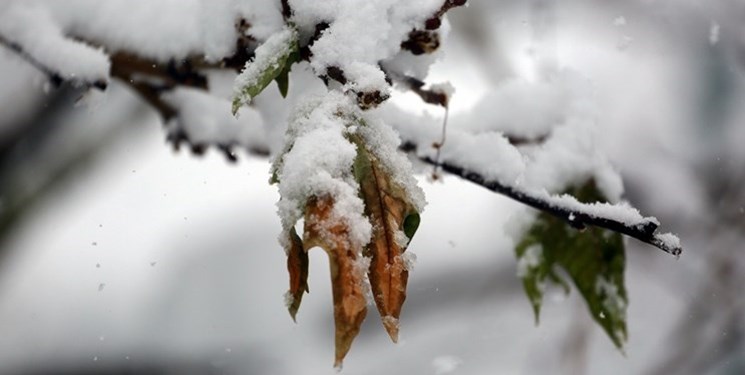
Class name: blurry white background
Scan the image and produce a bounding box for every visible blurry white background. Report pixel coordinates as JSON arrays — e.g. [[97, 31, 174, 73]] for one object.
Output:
[[1, 0, 744, 374]]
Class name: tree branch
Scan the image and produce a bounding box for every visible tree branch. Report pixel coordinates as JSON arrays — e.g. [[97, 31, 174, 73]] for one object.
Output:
[[411, 153, 682, 257], [382, 67, 449, 107]]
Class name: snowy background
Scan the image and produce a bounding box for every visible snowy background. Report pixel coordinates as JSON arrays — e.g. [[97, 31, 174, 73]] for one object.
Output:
[[1, 0, 744, 374]]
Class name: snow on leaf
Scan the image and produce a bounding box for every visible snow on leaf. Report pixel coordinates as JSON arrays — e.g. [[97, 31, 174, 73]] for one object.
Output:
[[272, 92, 372, 367], [351, 131, 421, 342], [515, 180, 628, 349], [272, 92, 425, 364], [303, 196, 368, 369], [232, 26, 299, 114]]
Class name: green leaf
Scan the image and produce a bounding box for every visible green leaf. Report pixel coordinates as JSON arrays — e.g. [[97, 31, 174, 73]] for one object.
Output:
[[515, 181, 628, 349], [273, 50, 298, 98], [403, 213, 421, 239], [232, 27, 299, 114]]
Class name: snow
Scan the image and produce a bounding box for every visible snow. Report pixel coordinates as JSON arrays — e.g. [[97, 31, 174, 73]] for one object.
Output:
[[0, 0, 707, 372], [395, 230, 411, 249], [233, 26, 298, 111], [34, 0, 283, 62], [283, 291, 295, 312], [273, 91, 371, 249], [0, 3, 110, 85], [429, 81, 456, 100], [356, 114, 426, 212], [401, 251, 417, 271], [291, 0, 444, 86], [343, 62, 390, 97], [441, 130, 526, 184], [162, 87, 266, 149], [595, 275, 627, 322], [655, 232, 681, 252], [354, 255, 374, 304]]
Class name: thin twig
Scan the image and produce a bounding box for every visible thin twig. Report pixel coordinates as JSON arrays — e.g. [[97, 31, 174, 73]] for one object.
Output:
[[431, 106, 449, 179], [413, 154, 682, 257]]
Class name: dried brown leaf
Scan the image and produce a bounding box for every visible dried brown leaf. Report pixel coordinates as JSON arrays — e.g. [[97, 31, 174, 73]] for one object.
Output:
[[354, 145, 419, 343], [304, 196, 368, 368], [285, 227, 308, 322]]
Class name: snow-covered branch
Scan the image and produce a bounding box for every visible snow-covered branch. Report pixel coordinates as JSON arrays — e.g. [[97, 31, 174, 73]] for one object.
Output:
[[0, 33, 108, 91], [417, 153, 682, 257]]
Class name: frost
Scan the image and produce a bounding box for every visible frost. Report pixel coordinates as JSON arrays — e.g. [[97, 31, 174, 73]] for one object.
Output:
[[354, 255, 374, 304], [516, 244, 543, 278], [381, 316, 399, 336], [596, 275, 627, 321], [283, 291, 295, 312], [394, 230, 410, 249], [432, 355, 462, 375], [401, 251, 417, 271]]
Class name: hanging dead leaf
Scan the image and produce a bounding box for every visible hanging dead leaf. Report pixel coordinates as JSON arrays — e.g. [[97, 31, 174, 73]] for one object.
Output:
[[285, 227, 309, 322], [353, 142, 421, 342], [304, 195, 368, 368]]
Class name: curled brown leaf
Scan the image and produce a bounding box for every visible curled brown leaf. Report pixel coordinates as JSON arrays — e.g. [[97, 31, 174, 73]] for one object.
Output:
[[304, 196, 368, 368], [354, 144, 419, 342], [285, 227, 309, 322]]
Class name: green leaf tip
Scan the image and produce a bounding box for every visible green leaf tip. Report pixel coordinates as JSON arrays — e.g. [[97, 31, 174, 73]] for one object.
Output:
[[403, 213, 421, 240], [232, 27, 299, 115]]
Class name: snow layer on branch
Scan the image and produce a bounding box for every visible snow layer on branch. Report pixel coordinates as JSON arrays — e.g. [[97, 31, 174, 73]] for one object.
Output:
[[274, 92, 371, 249], [441, 131, 527, 184], [0, 3, 110, 85], [457, 75, 576, 139], [162, 87, 266, 150], [376, 104, 526, 185], [522, 118, 624, 202], [23, 0, 283, 62], [539, 191, 656, 228], [290, 0, 443, 91], [344, 62, 392, 98]]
